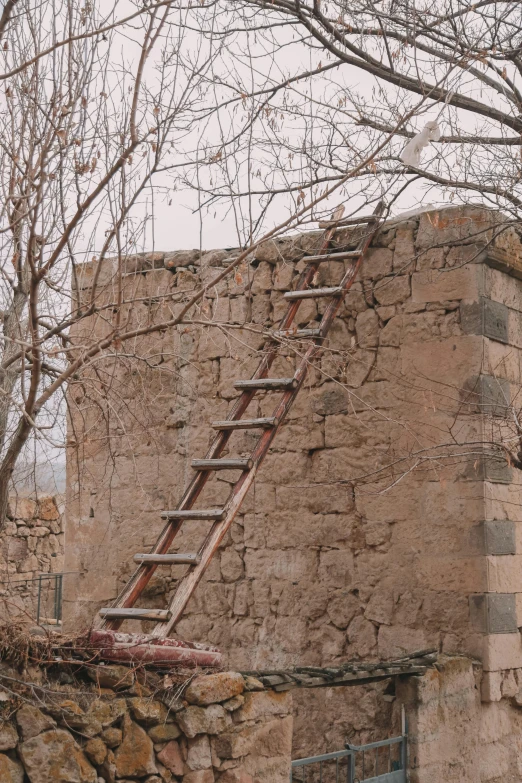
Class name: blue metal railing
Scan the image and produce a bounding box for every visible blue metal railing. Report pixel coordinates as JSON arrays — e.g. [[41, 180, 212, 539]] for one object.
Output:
[[290, 735, 407, 783]]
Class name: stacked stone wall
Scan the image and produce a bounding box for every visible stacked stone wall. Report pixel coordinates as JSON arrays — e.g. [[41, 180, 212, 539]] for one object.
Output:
[[0, 496, 64, 626], [398, 655, 522, 783], [64, 205, 522, 756], [0, 665, 291, 783]]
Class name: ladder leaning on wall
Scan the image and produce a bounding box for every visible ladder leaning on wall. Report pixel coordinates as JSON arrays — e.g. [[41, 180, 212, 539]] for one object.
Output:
[[89, 200, 385, 666]]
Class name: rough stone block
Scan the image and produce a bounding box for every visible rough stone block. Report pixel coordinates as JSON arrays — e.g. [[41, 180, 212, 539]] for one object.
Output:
[[177, 705, 231, 738], [185, 673, 245, 707], [0, 723, 18, 751], [460, 297, 509, 344], [358, 247, 393, 279], [481, 671, 502, 702], [128, 698, 167, 725], [469, 593, 517, 634], [355, 308, 379, 348], [0, 754, 23, 783], [486, 555, 522, 593], [460, 374, 510, 417], [483, 520, 516, 555], [415, 206, 497, 249], [19, 728, 97, 783], [411, 266, 481, 303], [377, 624, 428, 659], [233, 692, 290, 723], [483, 633, 522, 671], [187, 735, 212, 770], [462, 455, 513, 485], [373, 275, 411, 306]]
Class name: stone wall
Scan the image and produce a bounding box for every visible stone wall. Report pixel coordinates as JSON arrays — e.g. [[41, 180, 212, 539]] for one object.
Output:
[[398, 655, 522, 783], [63, 205, 522, 756], [0, 496, 64, 626], [0, 665, 292, 783]]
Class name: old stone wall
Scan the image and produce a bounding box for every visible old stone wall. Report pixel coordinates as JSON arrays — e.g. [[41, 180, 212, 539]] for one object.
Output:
[[0, 665, 291, 783], [63, 205, 522, 756], [398, 655, 522, 783], [0, 496, 64, 626]]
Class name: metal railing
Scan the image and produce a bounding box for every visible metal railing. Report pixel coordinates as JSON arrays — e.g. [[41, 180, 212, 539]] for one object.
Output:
[[36, 573, 63, 627], [290, 735, 407, 783]]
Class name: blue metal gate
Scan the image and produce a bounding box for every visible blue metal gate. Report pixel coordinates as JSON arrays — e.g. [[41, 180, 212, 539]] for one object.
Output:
[[290, 735, 407, 783]]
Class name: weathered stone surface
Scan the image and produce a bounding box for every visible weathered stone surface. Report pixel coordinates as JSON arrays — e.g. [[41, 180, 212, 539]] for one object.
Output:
[[101, 727, 122, 748], [164, 249, 200, 270], [16, 705, 56, 741], [187, 735, 212, 770], [378, 624, 428, 659], [147, 723, 180, 743], [326, 589, 360, 630], [310, 384, 348, 416], [37, 497, 60, 521], [87, 666, 134, 690], [128, 698, 168, 725], [220, 550, 244, 583], [217, 770, 254, 783], [222, 695, 244, 712], [88, 699, 127, 728], [84, 737, 107, 766], [214, 716, 293, 760], [114, 716, 157, 778], [185, 673, 245, 707], [373, 275, 411, 306], [415, 206, 496, 249], [359, 247, 393, 279], [0, 721, 19, 750], [19, 728, 97, 783], [393, 225, 416, 271], [0, 753, 24, 783], [156, 740, 184, 776], [50, 702, 102, 738], [346, 615, 377, 657], [234, 692, 290, 723], [184, 771, 215, 783], [356, 309, 379, 348], [177, 705, 231, 738], [9, 497, 37, 520]]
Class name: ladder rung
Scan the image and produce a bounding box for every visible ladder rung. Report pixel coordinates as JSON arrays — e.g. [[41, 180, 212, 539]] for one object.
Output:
[[191, 458, 253, 471], [99, 608, 171, 621], [272, 328, 322, 339], [234, 378, 297, 391], [318, 215, 381, 228], [304, 250, 360, 263], [211, 417, 279, 430], [134, 554, 201, 565], [160, 509, 224, 520], [284, 286, 344, 300]]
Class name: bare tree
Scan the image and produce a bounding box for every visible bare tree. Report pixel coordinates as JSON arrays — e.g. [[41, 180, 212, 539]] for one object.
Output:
[[181, 1, 522, 230], [3, 0, 522, 535], [0, 0, 225, 524]]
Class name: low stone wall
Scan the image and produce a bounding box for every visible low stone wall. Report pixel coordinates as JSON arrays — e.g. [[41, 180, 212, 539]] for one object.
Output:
[[0, 496, 64, 626], [0, 666, 292, 783], [397, 655, 522, 783]]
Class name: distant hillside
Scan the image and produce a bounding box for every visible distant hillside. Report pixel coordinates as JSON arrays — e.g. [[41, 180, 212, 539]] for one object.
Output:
[[11, 461, 66, 496]]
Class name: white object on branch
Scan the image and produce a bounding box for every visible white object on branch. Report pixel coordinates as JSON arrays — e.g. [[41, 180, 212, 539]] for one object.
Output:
[[400, 121, 441, 167]]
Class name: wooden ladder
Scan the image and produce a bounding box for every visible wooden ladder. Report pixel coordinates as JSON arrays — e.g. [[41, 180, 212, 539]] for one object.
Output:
[[98, 201, 385, 640]]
